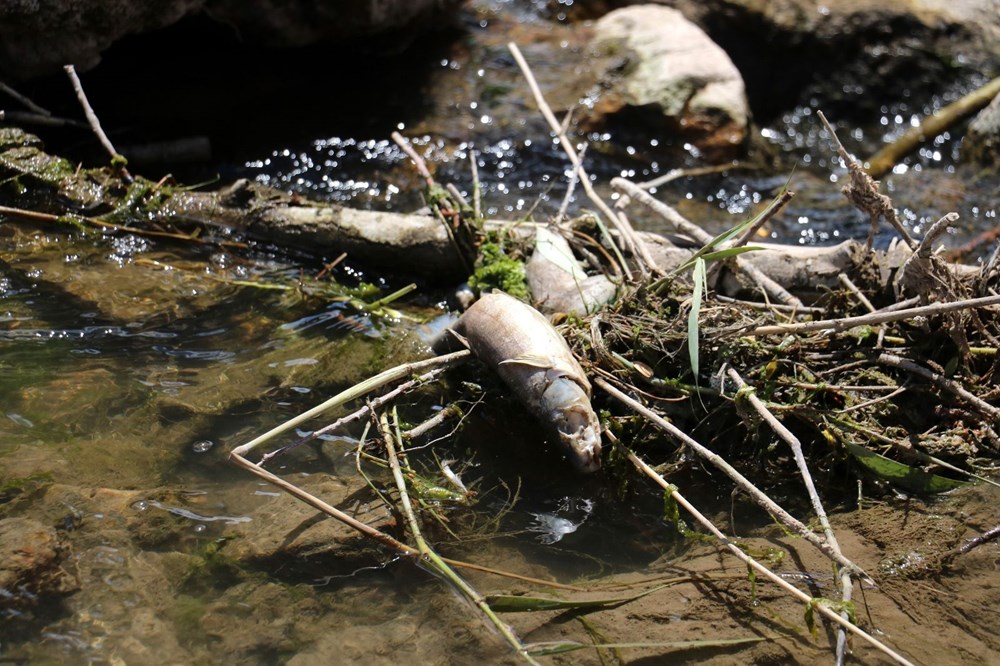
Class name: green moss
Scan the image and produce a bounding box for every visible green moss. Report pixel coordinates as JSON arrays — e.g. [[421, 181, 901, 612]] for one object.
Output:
[[0, 146, 76, 186], [0, 127, 43, 151], [104, 180, 152, 225], [468, 241, 529, 299], [183, 536, 250, 591], [0, 472, 53, 504], [170, 594, 207, 642]]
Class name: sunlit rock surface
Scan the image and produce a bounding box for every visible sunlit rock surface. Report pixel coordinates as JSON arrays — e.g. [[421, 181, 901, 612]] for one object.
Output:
[[588, 5, 750, 160]]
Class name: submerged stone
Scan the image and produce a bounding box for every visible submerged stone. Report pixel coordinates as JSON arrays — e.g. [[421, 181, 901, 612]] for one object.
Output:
[[0, 516, 78, 610]]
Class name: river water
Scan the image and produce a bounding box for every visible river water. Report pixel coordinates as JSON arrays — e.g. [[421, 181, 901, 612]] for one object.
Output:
[[1, 1, 998, 664]]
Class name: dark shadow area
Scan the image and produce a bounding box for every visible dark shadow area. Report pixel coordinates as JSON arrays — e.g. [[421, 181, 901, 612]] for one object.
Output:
[[13, 11, 463, 178]]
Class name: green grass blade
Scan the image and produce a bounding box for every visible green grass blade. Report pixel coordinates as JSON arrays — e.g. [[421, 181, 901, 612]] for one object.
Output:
[[527, 636, 765, 657], [687, 257, 706, 379], [699, 246, 764, 262], [486, 584, 667, 613], [844, 441, 968, 493]]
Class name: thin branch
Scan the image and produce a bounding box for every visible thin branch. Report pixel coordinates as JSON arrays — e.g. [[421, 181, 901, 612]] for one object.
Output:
[[257, 366, 449, 466], [715, 295, 824, 315], [871, 295, 921, 313], [63, 64, 132, 183], [625, 448, 915, 666], [817, 111, 912, 250], [611, 177, 804, 308], [391, 130, 434, 188], [637, 162, 754, 190], [404, 404, 463, 440], [0, 79, 52, 115], [469, 148, 482, 220], [0, 203, 247, 248], [746, 294, 1000, 337], [231, 447, 414, 552], [230, 351, 471, 459], [554, 142, 585, 225], [725, 367, 856, 661], [508, 42, 657, 279], [232, 444, 581, 591], [877, 353, 1000, 420], [726, 368, 842, 550], [0, 110, 86, 129], [838, 273, 876, 312], [380, 412, 539, 664], [595, 376, 871, 581], [956, 523, 1000, 555], [865, 76, 1000, 180]]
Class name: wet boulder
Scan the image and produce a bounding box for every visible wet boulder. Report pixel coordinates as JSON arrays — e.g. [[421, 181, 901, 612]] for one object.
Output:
[[206, 0, 463, 48], [670, 0, 1000, 123], [0, 517, 78, 610], [0, 1, 202, 78], [587, 5, 750, 160], [963, 91, 1000, 167], [0, 0, 462, 79]]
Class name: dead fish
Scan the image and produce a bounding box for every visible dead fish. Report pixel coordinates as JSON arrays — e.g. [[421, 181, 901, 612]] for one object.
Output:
[[435, 292, 602, 472], [527, 226, 617, 315]]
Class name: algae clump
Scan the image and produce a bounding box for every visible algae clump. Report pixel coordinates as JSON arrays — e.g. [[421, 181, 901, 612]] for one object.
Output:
[[468, 241, 529, 300]]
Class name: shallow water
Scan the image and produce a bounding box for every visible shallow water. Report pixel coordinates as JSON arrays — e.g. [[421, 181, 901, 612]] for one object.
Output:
[[0, 228, 683, 663], [2, 1, 998, 664]]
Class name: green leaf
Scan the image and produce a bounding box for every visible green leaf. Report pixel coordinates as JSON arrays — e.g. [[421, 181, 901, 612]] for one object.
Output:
[[534, 226, 588, 281], [486, 584, 667, 613], [687, 257, 706, 379], [844, 442, 968, 494], [699, 246, 764, 262], [527, 637, 765, 657]]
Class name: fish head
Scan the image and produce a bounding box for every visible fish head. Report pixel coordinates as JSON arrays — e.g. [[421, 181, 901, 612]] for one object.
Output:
[[558, 411, 602, 473], [543, 378, 603, 472]]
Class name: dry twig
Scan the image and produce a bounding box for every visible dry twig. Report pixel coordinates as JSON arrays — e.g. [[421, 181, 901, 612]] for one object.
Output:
[[746, 294, 1000, 337], [817, 111, 912, 250], [877, 352, 1000, 420], [725, 367, 856, 664], [595, 376, 871, 581], [508, 41, 659, 279], [380, 412, 538, 664], [611, 177, 804, 308], [64, 64, 133, 183], [624, 447, 915, 666]]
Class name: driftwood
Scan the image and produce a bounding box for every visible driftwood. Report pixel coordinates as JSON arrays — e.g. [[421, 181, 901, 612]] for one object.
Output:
[[167, 180, 469, 281], [865, 76, 1000, 179], [0, 130, 979, 304]]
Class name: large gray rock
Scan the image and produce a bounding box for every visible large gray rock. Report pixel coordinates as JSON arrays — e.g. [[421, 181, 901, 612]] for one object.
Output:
[[0, 1, 203, 78], [0, 0, 461, 79], [206, 0, 461, 47], [667, 0, 1000, 120], [963, 92, 1000, 167], [588, 5, 750, 159]]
